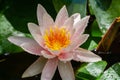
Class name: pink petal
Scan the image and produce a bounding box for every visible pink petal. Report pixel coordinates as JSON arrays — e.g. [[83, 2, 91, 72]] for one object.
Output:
[[55, 6, 68, 27], [63, 16, 74, 29], [41, 50, 56, 59], [41, 58, 58, 80], [8, 36, 34, 46], [73, 48, 102, 62], [63, 16, 74, 34], [58, 61, 75, 80], [37, 4, 47, 26], [28, 23, 44, 47], [45, 48, 61, 56], [72, 16, 90, 38], [63, 13, 81, 37], [21, 41, 44, 56], [8, 36, 43, 55], [65, 34, 89, 52], [28, 23, 41, 35], [41, 13, 54, 35], [34, 34, 45, 48], [71, 13, 81, 25], [71, 34, 89, 49], [43, 13, 54, 29], [22, 57, 47, 78], [58, 51, 73, 62]]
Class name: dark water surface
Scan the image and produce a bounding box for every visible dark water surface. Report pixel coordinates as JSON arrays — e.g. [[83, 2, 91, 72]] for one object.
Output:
[[0, 53, 61, 80], [0, 50, 120, 80]]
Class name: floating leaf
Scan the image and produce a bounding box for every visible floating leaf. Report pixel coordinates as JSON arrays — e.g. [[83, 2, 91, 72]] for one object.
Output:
[[76, 61, 107, 80], [3, 0, 56, 33], [89, 0, 120, 34], [100, 63, 120, 80], [88, 40, 97, 50], [91, 20, 103, 37], [0, 13, 27, 54], [53, 0, 87, 17]]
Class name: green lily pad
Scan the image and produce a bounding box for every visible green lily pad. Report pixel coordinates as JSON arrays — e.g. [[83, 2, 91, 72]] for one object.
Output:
[[0, 13, 26, 54], [100, 63, 120, 80], [52, 0, 87, 17], [88, 40, 97, 50], [89, 0, 120, 34], [76, 61, 107, 80], [91, 20, 103, 37]]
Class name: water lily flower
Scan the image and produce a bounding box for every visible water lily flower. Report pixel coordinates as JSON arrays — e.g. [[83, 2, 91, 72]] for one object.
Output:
[[8, 4, 101, 80]]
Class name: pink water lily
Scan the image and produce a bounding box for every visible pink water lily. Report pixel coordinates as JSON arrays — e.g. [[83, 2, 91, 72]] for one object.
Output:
[[8, 4, 101, 80]]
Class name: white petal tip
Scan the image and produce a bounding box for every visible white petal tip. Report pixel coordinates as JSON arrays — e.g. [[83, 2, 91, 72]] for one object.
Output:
[[22, 74, 33, 78], [27, 23, 38, 30], [63, 5, 66, 9], [22, 75, 27, 78], [74, 48, 102, 62], [88, 54, 102, 62], [95, 57, 102, 62], [85, 15, 90, 19], [82, 15, 90, 22], [8, 36, 17, 44], [37, 4, 42, 8], [22, 71, 36, 78], [22, 73, 30, 78], [8, 36, 13, 41], [37, 4, 45, 11], [86, 55, 102, 62], [27, 23, 32, 26], [87, 15, 90, 18], [61, 5, 67, 12], [90, 53, 102, 62]]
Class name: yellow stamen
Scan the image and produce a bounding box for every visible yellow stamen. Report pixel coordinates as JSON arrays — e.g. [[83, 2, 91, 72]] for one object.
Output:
[[43, 27, 70, 50]]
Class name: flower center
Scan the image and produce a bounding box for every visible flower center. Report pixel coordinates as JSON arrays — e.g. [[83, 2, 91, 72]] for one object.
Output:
[[43, 27, 70, 51]]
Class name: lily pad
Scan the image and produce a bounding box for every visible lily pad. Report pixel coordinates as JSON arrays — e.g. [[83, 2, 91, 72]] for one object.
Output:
[[100, 63, 120, 80], [52, 0, 87, 17], [76, 61, 107, 80], [89, 0, 120, 34], [0, 13, 26, 54]]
